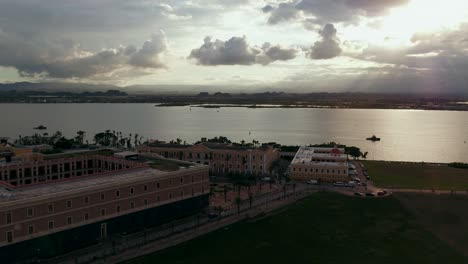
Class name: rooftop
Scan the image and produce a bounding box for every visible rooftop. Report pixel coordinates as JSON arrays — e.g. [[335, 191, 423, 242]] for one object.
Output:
[[291, 146, 348, 166], [0, 158, 203, 204]]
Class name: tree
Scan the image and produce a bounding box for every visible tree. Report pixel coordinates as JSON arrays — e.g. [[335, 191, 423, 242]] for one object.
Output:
[[235, 197, 241, 215], [223, 185, 228, 203], [345, 146, 363, 159], [75, 130, 86, 145]]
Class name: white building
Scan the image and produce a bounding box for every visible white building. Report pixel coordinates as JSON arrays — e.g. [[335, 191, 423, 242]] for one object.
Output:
[[289, 147, 349, 182]]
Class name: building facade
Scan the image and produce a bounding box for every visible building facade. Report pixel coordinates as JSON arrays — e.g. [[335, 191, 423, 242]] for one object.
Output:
[[0, 151, 209, 262], [137, 142, 280, 176], [289, 147, 350, 182]]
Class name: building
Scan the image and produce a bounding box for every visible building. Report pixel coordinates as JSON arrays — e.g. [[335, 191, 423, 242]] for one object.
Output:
[[137, 142, 280, 176], [0, 150, 209, 262], [289, 147, 349, 182]]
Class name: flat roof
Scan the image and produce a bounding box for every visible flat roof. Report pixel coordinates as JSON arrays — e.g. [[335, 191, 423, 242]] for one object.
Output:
[[291, 146, 348, 166], [0, 164, 203, 204]]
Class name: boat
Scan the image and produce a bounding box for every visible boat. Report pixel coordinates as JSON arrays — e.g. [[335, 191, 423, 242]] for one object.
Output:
[[366, 135, 381, 141], [34, 125, 47, 130]]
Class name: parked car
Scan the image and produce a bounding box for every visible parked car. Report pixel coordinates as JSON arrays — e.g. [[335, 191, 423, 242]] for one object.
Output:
[[377, 190, 388, 196], [306, 180, 318, 185], [345, 181, 357, 187], [333, 182, 345, 187], [354, 192, 364, 197], [365, 192, 375, 197], [261, 177, 272, 182], [351, 177, 361, 182], [208, 213, 219, 220], [358, 182, 367, 186]]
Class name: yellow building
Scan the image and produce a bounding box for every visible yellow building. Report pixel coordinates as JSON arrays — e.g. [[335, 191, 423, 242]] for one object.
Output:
[[289, 147, 350, 182]]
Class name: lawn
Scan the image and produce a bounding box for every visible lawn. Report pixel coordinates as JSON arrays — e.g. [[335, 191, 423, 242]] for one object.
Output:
[[364, 161, 468, 190], [123, 192, 466, 264], [396, 193, 468, 257]]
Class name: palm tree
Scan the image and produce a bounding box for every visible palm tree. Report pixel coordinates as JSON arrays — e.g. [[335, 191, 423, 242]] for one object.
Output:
[[76, 130, 86, 145], [235, 197, 241, 215], [223, 185, 228, 203]]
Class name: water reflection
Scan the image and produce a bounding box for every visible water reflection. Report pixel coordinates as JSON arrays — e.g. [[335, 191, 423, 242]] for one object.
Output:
[[0, 104, 467, 163]]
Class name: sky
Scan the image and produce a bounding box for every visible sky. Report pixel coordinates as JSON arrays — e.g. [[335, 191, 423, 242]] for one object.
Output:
[[0, 0, 468, 93]]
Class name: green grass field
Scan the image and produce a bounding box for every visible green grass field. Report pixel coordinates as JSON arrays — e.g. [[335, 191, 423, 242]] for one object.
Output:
[[124, 192, 467, 264], [364, 161, 468, 190]]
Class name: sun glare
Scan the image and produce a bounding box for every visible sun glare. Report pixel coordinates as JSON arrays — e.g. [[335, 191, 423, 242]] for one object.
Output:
[[380, 0, 468, 44]]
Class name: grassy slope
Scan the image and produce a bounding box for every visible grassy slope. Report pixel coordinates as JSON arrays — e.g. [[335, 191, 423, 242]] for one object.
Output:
[[124, 192, 466, 264], [364, 161, 468, 190], [396, 193, 468, 257]]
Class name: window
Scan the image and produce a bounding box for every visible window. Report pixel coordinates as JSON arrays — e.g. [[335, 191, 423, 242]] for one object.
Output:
[[84, 213, 89, 221], [101, 209, 106, 216], [28, 225, 34, 235], [67, 200, 72, 208], [180, 190, 184, 197], [156, 182, 160, 189], [304, 168, 308, 173], [48, 221, 54, 229], [116, 205, 121, 213], [130, 202, 135, 209], [67, 216, 72, 225], [130, 187, 134, 194], [6, 231, 13, 243], [180, 177, 184, 183], [157, 196, 160, 202], [116, 190, 120, 197], [144, 185, 148, 191], [252, 155, 255, 160], [144, 199, 148, 205], [83, 197, 89, 204], [27, 208, 33, 217], [169, 193, 172, 199], [101, 193, 105, 200]]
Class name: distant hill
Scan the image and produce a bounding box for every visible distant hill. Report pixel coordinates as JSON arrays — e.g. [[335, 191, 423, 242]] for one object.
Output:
[[0, 82, 119, 93]]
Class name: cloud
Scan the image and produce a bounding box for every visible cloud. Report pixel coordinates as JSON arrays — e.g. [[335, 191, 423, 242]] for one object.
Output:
[[262, 5, 274, 13], [0, 30, 168, 78], [188, 36, 297, 65], [266, 2, 302, 25], [265, 0, 409, 26], [308, 24, 342, 60]]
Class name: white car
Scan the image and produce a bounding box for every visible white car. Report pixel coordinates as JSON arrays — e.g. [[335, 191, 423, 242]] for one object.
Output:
[[333, 182, 345, 187], [306, 180, 318, 185]]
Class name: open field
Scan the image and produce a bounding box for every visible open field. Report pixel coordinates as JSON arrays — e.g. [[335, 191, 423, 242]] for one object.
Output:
[[124, 192, 466, 264], [364, 161, 468, 190], [396, 193, 468, 257]]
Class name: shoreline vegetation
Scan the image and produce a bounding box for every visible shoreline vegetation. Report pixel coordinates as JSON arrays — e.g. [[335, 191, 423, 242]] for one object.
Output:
[[1, 89, 468, 111]]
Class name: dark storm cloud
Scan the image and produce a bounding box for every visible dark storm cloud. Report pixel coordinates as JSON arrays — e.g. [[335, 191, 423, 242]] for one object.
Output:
[[265, 0, 408, 26], [0, 30, 168, 78], [308, 24, 342, 59], [188, 36, 298, 66]]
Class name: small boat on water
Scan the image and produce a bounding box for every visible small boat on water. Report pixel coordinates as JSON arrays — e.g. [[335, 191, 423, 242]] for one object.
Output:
[[366, 135, 381, 141], [34, 125, 47, 130]]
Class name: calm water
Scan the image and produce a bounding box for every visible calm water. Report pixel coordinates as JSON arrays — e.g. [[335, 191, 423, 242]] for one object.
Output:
[[1, 104, 468, 163]]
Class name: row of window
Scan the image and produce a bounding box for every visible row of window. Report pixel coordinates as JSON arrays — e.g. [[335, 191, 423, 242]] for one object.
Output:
[[293, 167, 347, 174], [160, 151, 264, 161], [4, 176, 206, 225], [4, 186, 206, 243]]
